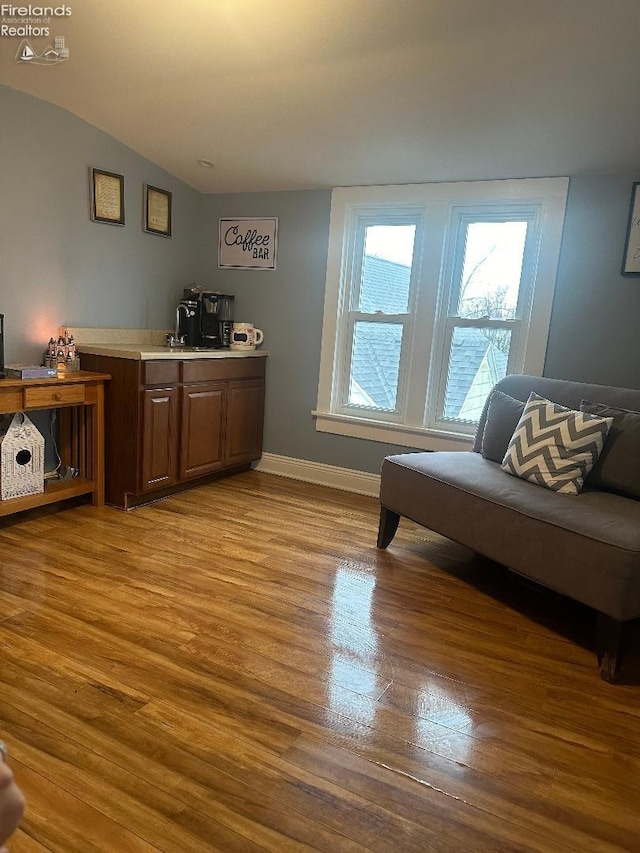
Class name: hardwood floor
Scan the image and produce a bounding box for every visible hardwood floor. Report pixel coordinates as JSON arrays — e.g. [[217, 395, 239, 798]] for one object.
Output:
[[0, 470, 638, 852]]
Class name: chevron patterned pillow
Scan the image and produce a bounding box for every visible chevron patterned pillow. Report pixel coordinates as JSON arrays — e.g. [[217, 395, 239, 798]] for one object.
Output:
[[501, 392, 613, 495]]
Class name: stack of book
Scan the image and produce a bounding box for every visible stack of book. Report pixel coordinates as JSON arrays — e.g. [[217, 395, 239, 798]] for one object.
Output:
[[4, 364, 57, 379]]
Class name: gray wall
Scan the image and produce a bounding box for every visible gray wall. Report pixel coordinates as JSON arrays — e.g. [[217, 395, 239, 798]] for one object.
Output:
[[545, 175, 640, 389], [0, 85, 202, 365], [201, 177, 640, 474]]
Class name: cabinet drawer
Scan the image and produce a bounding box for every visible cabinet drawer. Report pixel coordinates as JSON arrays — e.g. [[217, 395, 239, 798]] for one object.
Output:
[[0, 387, 23, 414], [143, 361, 179, 386], [24, 383, 85, 408], [181, 357, 266, 384]]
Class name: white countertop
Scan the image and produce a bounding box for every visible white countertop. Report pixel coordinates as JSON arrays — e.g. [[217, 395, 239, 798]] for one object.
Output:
[[78, 343, 268, 361]]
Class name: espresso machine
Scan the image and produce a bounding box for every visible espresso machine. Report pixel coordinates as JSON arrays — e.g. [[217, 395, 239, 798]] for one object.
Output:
[[177, 288, 235, 348]]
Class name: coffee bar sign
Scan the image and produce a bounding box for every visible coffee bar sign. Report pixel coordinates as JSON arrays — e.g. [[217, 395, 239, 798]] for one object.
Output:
[[219, 217, 278, 270]]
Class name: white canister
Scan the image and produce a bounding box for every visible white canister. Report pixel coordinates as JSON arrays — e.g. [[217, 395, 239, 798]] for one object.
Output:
[[230, 323, 264, 351]]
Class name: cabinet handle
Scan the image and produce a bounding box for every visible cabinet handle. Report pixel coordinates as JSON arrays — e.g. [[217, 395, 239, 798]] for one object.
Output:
[[55, 392, 63, 401]]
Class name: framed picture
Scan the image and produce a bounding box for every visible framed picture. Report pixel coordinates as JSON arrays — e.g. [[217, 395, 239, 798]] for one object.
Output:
[[143, 184, 172, 238], [621, 182, 640, 275], [219, 217, 278, 270], [89, 167, 125, 226]]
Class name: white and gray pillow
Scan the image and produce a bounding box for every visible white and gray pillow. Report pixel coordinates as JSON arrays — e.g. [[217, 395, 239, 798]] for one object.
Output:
[[501, 392, 613, 495]]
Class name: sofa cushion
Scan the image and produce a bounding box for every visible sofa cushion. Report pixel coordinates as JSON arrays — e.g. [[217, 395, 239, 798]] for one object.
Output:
[[501, 393, 612, 495], [480, 390, 525, 463], [580, 400, 640, 499]]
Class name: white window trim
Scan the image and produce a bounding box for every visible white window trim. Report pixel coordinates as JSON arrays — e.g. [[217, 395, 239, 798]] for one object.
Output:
[[427, 204, 541, 436], [314, 178, 569, 451]]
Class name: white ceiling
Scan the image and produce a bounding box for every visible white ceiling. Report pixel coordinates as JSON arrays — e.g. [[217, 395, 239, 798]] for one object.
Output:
[[1, 0, 639, 193]]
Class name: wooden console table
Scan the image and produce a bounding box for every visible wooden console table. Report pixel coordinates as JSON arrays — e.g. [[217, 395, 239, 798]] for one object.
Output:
[[0, 371, 110, 517]]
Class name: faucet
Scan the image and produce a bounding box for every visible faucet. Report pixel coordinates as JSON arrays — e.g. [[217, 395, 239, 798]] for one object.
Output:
[[166, 304, 188, 347]]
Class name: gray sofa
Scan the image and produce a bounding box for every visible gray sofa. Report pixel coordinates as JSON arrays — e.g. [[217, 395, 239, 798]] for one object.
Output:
[[377, 374, 640, 682]]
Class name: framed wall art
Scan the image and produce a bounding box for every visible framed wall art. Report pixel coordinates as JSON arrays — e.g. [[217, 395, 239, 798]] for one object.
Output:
[[144, 184, 172, 237], [621, 181, 640, 275], [219, 217, 278, 270], [89, 167, 125, 226]]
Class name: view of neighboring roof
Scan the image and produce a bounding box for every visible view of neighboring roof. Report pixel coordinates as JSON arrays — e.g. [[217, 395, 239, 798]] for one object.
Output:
[[349, 323, 402, 410], [350, 255, 507, 419], [359, 255, 411, 314], [443, 328, 508, 420]]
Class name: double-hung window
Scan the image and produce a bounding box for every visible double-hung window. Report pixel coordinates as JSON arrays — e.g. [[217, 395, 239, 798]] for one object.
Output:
[[315, 178, 568, 450]]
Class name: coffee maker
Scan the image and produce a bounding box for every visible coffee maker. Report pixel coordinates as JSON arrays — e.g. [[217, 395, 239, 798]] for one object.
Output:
[[178, 288, 235, 348], [199, 291, 235, 348]]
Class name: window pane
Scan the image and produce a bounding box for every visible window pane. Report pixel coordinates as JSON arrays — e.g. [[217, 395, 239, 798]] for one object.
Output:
[[348, 321, 402, 410], [455, 221, 527, 320], [358, 224, 415, 314], [443, 326, 511, 422]]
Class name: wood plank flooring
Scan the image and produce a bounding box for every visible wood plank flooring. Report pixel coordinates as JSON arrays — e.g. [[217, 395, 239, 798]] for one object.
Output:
[[0, 470, 638, 852]]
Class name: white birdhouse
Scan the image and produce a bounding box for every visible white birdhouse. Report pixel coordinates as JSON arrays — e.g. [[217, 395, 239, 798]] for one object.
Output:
[[0, 412, 45, 500]]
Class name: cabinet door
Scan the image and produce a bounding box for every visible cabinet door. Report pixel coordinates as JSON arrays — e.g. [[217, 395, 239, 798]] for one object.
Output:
[[180, 382, 226, 480], [226, 379, 265, 466], [140, 387, 179, 492]]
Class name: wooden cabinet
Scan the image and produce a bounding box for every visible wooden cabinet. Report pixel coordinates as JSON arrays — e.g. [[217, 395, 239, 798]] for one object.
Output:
[[0, 372, 109, 517], [180, 382, 225, 480], [226, 379, 265, 466], [141, 386, 179, 491], [79, 353, 266, 508]]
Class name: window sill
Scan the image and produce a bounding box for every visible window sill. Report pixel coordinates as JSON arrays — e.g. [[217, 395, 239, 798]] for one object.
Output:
[[313, 411, 475, 451]]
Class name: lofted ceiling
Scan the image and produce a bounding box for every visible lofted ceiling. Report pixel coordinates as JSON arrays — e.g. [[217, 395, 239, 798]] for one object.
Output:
[[1, 0, 639, 193]]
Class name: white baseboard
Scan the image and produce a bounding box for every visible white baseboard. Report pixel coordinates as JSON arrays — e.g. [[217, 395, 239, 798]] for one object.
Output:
[[254, 453, 380, 497]]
